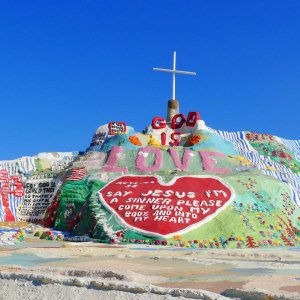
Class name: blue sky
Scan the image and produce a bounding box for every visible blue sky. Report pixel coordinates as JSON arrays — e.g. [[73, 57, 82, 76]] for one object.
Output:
[[0, 1, 299, 160]]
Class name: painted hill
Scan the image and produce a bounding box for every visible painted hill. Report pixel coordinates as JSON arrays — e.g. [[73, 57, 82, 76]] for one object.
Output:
[[1, 112, 300, 249]]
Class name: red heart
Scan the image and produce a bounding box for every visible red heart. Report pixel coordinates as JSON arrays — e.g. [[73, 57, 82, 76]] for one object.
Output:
[[98, 175, 235, 237]]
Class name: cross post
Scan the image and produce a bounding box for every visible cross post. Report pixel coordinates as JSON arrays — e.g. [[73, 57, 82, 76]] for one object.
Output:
[[153, 51, 196, 100]]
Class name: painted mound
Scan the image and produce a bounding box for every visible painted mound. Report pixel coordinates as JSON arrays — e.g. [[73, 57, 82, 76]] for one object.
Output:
[[1, 112, 300, 249]]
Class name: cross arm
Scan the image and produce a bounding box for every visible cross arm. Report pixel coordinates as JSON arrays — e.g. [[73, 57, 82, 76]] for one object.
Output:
[[153, 68, 196, 75]]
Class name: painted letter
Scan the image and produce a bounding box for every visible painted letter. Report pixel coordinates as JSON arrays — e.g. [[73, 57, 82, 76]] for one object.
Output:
[[169, 148, 193, 170], [186, 112, 200, 127], [169, 132, 182, 146], [199, 151, 230, 174], [136, 147, 163, 172], [152, 117, 166, 129], [171, 114, 186, 129], [161, 132, 166, 145], [102, 146, 128, 173]]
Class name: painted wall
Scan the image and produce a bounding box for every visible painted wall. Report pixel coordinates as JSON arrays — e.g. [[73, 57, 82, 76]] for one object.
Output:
[[1, 116, 300, 249]]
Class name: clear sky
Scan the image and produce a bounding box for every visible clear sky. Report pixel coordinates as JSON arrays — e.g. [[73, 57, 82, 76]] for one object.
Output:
[[0, 1, 299, 160]]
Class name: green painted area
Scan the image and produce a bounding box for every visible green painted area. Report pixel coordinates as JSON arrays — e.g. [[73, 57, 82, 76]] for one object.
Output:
[[52, 180, 106, 231], [245, 131, 300, 173], [165, 174, 300, 249]]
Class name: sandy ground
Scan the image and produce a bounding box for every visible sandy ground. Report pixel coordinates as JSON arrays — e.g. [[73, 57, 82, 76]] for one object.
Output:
[[0, 278, 189, 300], [0, 243, 300, 299], [0, 222, 300, 299]]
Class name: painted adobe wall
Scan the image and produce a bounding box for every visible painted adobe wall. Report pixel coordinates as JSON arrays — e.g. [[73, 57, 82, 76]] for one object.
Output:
[[1, 113, 300, 249]]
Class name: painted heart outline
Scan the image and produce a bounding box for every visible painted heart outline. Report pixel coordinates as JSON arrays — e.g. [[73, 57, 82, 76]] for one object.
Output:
[[98, 175, 236, 237]]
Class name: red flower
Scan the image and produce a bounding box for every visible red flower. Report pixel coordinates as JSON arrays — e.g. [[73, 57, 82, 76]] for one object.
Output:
[[280, 151, 287, 158]]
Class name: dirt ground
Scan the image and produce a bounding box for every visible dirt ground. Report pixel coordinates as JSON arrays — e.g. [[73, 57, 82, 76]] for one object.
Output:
[[0, 222, 300, 299]]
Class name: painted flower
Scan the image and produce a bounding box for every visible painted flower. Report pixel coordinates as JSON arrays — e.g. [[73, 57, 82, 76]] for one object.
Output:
[[129, 136, 142, 146], [188, 134, 201, 146]]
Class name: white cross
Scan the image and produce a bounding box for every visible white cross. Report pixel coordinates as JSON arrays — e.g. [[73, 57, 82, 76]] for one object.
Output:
[[153, 51, 196, 100]]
